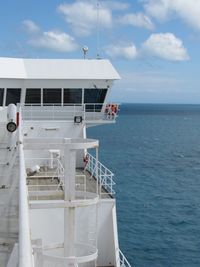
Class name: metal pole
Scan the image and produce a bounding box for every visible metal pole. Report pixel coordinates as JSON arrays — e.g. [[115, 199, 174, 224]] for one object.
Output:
[[95, 147, 98, 195], [64, 140, 76, 258], [96, 0, 100, 58], [18, 111, 33, 267]]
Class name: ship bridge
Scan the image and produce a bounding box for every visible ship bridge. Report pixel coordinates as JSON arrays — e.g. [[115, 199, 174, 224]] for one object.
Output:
[[0, 58, 120, 126]]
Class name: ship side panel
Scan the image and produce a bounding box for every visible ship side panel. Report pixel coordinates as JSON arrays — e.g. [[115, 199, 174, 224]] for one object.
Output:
[[97, 199, 119, 267]]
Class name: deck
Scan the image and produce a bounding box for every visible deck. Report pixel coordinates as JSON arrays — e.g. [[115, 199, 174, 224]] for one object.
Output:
[[27, 167, 112, 201]]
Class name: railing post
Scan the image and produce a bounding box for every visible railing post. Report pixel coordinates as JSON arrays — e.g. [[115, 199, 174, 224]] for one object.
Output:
[[31, 105, 32, 120], [111, 173, 113, 194], [100, 164, 102, 197], [83, 104, 86, 121], [95, 147, 98, 195], [18, 109, 33, 267]]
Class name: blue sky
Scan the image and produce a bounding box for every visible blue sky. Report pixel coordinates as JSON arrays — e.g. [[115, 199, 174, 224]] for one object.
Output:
[[0, 0, 200, 104]]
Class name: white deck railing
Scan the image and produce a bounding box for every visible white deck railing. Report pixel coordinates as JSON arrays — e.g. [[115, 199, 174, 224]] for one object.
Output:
[[85, 153, 115, 196], [20, 103, 119, 122], [26, 157, 64, 180], [18, 111, 34, 267], [117, 249, 132, 267]]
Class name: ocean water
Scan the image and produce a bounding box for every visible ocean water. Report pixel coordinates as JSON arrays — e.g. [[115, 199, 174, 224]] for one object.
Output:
[[87, 104, 200, 267]]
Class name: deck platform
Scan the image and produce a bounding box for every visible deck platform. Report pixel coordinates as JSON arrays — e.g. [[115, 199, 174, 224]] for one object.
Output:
[[27, 167, 112, 200]]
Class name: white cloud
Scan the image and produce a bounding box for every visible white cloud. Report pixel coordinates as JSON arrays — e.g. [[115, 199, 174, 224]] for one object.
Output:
[[28, 31, 78, 52], [22, 20, 78, 53], [105, 43, 138, 59], [22, 20, 40, 33], [57, 1, 112, 36], [144, 0, 200, 31], [103, 1, 129, 11], [142, 33, 189, 61], [119, 12, 154, 30], [143, 0, 171, 21]]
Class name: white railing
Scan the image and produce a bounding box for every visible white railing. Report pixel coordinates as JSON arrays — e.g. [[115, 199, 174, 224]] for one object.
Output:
[[85, 153, 115, 196], [56, 158, 65, 184], [21, 104, 84, 121], [32, 242, 97, 267], [18, 110, 33, 267], [20, 103, 119, 122], [117, 249, 132, 267], [26, 158, 89, 196], [25, 157, 65, 189]]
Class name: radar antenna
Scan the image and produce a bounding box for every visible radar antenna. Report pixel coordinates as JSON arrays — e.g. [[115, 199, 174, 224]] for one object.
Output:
[[82, 46, 89, 59]]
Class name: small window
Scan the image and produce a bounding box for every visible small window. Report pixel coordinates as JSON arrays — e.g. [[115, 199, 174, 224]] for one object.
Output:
[[6, 88, 21, 106], [84, 89, 107, 112], [25, 89, 41, 104], [43, 89, 61, 105], [64, 89, 82, 104], [0, 88, 4, 106]]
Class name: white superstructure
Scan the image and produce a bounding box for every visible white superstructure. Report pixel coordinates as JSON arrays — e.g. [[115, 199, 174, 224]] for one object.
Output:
[[0, 57, 131, 267]]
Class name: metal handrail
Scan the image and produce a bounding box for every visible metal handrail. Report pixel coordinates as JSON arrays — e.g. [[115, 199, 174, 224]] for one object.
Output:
[[117, 249, 132, 267], [25, 158, 89, 194], [25, 157, 65, 187], [20, 103, 119, 121], [18, 108, 33, 267], [85, 153, 115, 196]]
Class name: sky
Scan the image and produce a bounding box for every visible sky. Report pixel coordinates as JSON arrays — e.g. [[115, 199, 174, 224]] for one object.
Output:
[[0, 0, 200, 104]]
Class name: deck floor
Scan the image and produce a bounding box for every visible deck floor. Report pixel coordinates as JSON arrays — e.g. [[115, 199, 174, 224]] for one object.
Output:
[[27, 167, 112, 200]]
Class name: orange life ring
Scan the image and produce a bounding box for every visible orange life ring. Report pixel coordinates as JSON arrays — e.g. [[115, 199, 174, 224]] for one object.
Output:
[[111, 104, 118, 115]]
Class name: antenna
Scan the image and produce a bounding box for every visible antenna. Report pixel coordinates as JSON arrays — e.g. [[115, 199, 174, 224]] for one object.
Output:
[[82, 46, 89, 59], [96, 0, 100, 59]]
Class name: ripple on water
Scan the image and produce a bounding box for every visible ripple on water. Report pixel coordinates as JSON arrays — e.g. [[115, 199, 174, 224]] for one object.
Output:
[[88, 104, 200, 267]]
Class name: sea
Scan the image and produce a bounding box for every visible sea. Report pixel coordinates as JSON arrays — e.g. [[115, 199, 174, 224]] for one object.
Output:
[[88, 104, 200, 267]]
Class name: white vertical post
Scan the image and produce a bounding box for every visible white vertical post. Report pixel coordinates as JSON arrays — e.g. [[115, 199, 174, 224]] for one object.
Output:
[[83, 104, 86, 121], [95, 147, 98, 195], [64, 139, 76, 259], [18, 109, 33, 267], [61, 88, 64, 106], [34, 239, 43, 267]]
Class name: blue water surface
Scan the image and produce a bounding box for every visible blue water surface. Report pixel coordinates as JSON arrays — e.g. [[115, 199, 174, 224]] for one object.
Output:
[[87, 104, 200, 267]]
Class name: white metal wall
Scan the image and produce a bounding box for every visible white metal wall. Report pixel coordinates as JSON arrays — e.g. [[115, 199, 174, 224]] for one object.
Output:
[[23, 121, 85, 168], [97, 199, 119, 267]]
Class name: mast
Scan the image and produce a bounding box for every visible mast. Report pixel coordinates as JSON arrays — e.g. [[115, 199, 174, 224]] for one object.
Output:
[[96, 0, 100, 59]]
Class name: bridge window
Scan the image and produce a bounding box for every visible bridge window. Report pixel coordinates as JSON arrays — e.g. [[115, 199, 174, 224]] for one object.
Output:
[[25, 89, 41, 104], [84, 89, 107, 103], [64, 89, 82, 104], [6, 88, 21, 106], [84, 89, 107, 111], [0, 88, 4, 106], [43, 89, 61, 105]]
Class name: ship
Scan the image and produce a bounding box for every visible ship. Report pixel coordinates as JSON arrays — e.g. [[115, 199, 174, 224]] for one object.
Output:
[[0, 57, 131, 267]]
